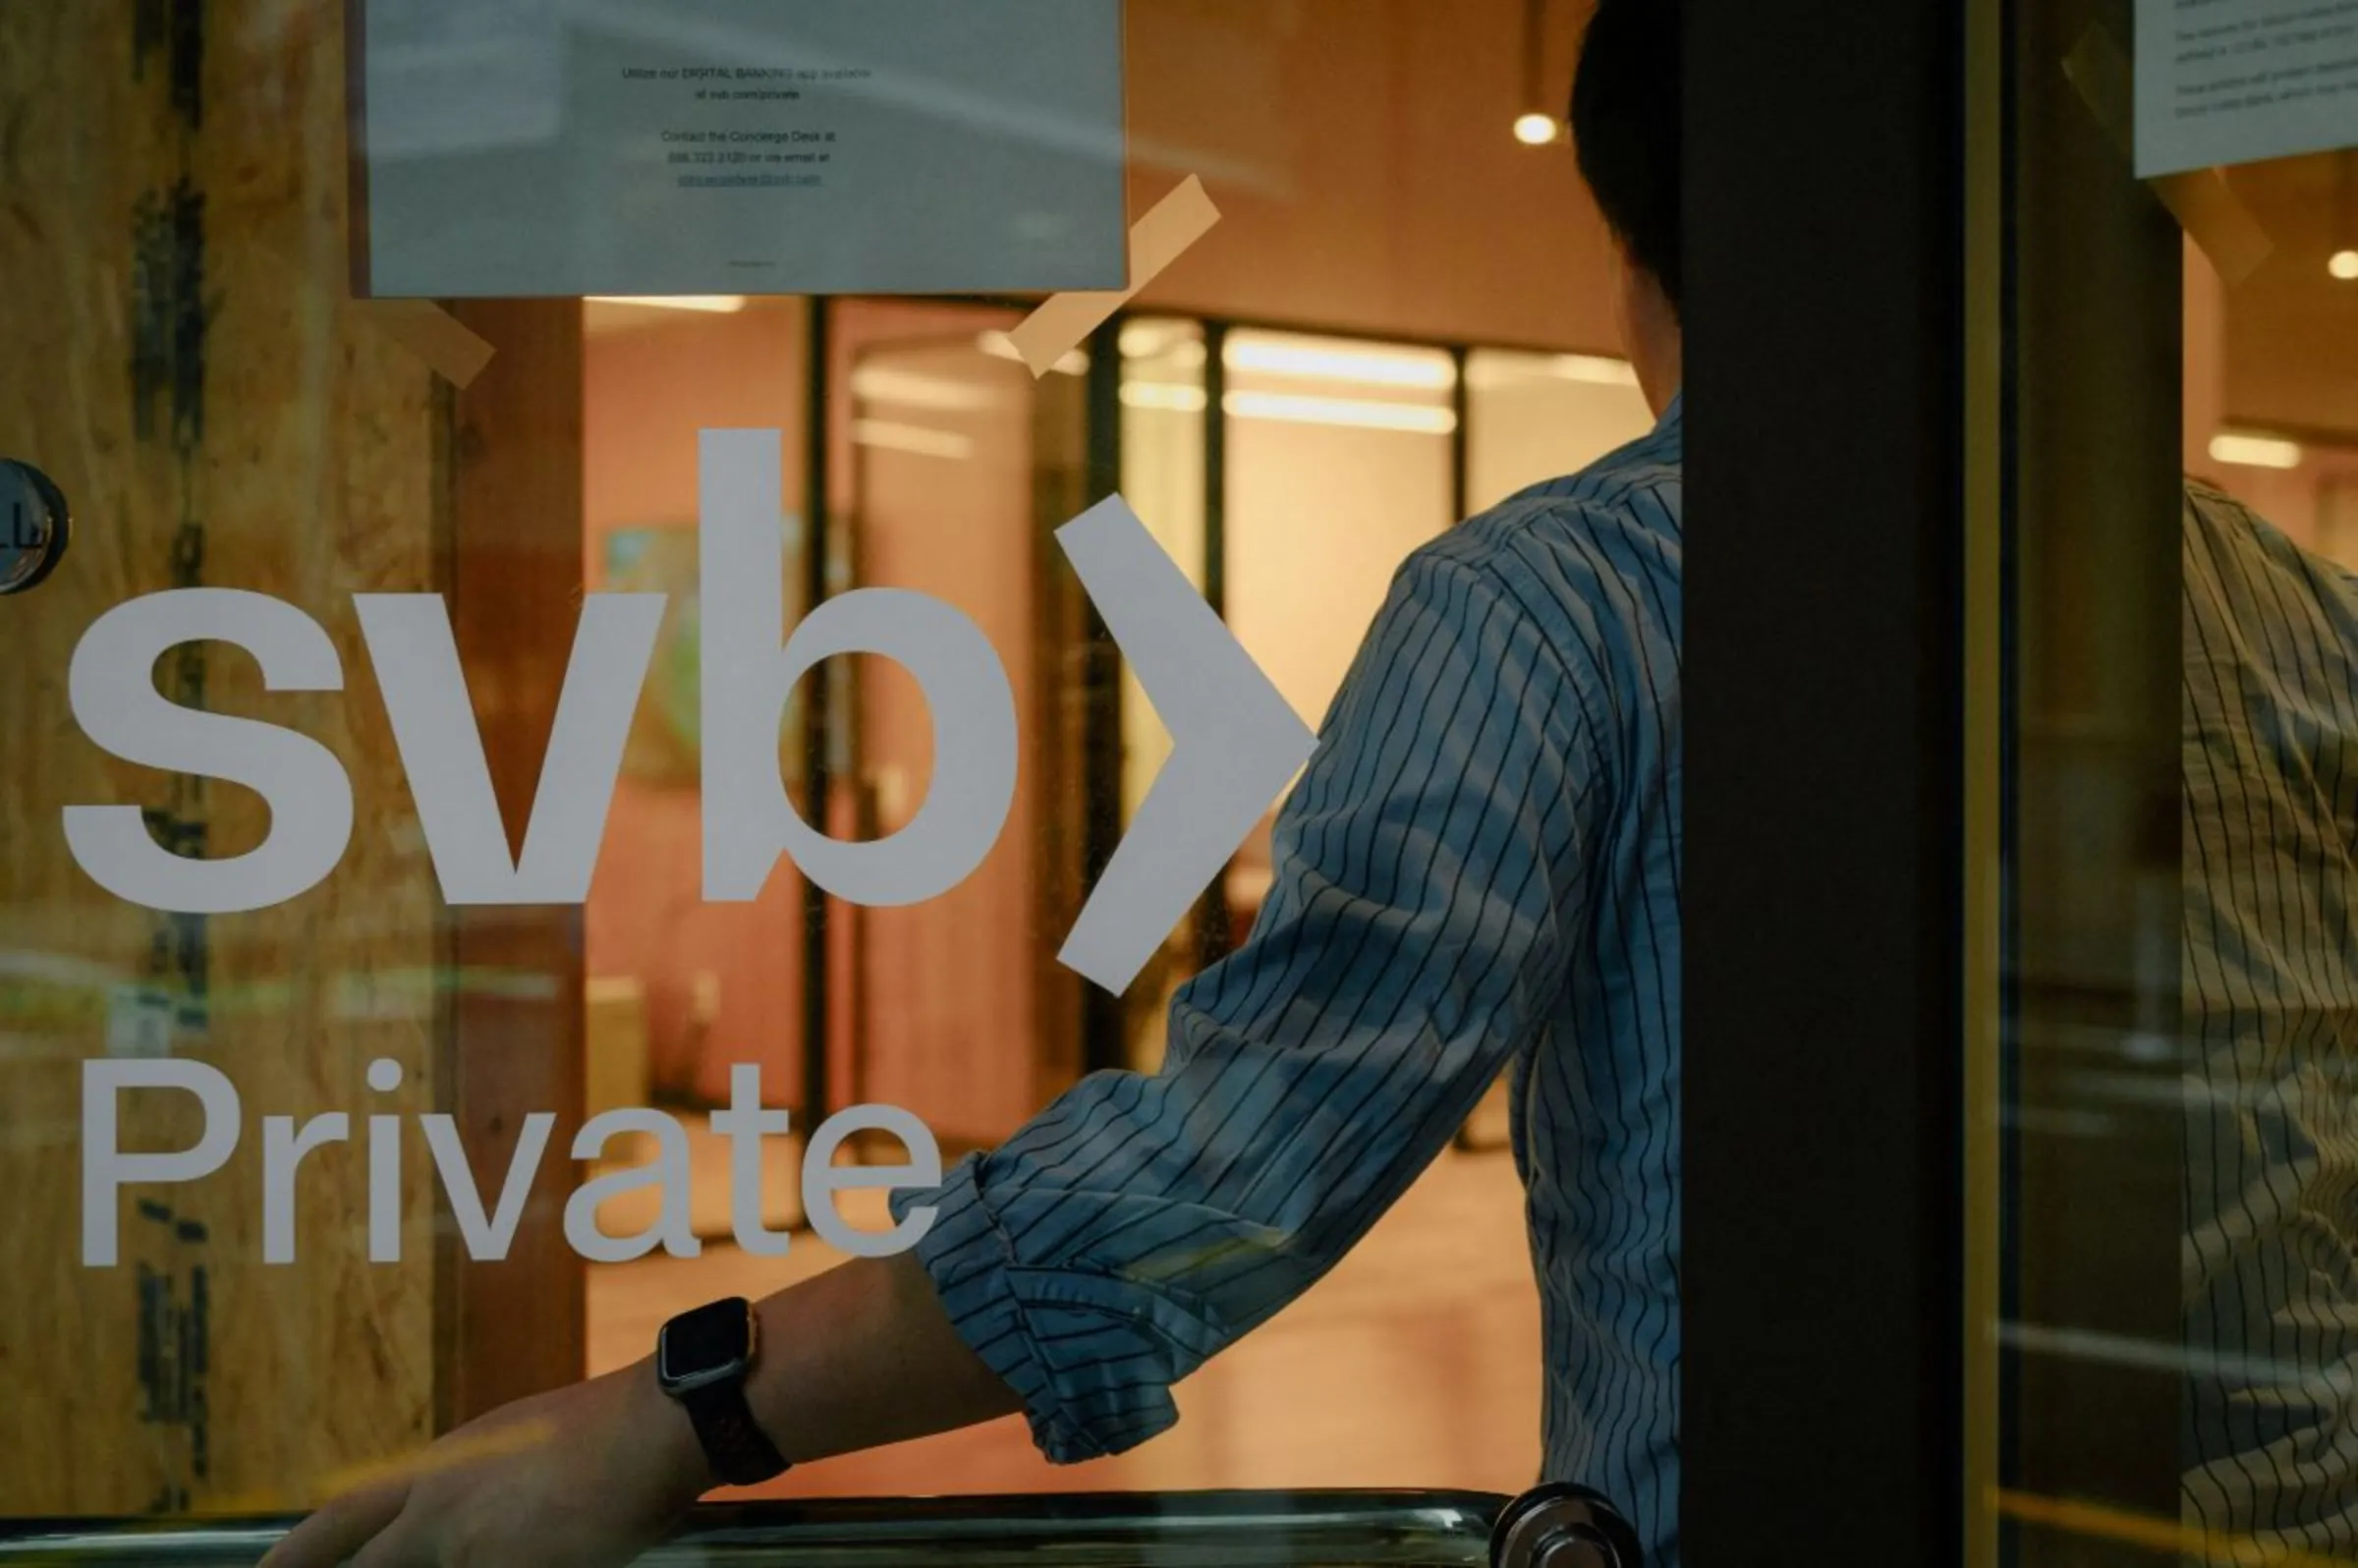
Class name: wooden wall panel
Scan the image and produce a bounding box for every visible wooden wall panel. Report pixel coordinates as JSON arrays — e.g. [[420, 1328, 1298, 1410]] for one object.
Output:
[[0, 0, 585, 1513]]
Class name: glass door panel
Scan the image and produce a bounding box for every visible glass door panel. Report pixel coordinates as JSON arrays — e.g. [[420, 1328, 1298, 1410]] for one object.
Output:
[[1, 4, 1656, 1559], [1990, 1, 2358, 1558]]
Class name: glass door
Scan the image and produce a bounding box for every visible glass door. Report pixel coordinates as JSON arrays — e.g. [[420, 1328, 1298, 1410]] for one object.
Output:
[[3, 2, 1688, 1562], [1989, 0, 2358, 1560]]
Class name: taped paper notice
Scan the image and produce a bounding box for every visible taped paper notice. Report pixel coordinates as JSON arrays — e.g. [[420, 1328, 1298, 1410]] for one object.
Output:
[[351, 0, 1127, 299], [2066, 26, 2276, 286], [1007, 176, 1223, 377], [2134, 0, 2358, 178]]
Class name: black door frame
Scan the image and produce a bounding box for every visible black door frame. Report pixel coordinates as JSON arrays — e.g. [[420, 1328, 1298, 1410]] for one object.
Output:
[[1683, 0, 1973, 1560]]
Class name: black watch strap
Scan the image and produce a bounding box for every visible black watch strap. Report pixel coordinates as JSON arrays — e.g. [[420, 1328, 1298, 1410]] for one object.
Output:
[[679, 1377, 790, 1486]]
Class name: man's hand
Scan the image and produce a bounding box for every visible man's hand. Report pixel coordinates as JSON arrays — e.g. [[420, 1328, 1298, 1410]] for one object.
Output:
[[261, 1254, 1020, 1567], [262, 1361, 709, 1568]]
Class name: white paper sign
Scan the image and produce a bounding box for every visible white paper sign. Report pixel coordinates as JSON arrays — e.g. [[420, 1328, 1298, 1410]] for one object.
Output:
[[355, 0, 1128, 298], [2137, 0, 2358, 176]]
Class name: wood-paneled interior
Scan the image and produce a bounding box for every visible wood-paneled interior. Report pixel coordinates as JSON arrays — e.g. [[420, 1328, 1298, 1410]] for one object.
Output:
[[0, 2, 585, 1512]]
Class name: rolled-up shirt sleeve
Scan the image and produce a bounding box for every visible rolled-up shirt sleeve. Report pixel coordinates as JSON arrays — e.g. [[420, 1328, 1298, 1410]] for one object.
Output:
[[887, 546, 1604, 1463]]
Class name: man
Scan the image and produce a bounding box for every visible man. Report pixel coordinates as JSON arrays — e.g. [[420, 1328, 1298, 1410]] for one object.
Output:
[[269, 5, 1689, 1565]]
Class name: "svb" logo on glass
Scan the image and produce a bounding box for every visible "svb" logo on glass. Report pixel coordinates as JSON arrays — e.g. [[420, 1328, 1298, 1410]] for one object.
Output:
[[61, 431, 1314, 995]]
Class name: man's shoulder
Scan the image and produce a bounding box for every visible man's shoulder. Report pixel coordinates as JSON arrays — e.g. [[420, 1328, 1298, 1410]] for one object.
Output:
[[2186, 477, 2358, 608], [1412, 428, 1683, 610], [1394, 429, 1683, 685]]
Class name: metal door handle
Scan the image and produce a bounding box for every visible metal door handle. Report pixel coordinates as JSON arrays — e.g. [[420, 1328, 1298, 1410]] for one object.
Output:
[[1489, 1484, 1645, 1568], [0, 1488, 1515, 1565]]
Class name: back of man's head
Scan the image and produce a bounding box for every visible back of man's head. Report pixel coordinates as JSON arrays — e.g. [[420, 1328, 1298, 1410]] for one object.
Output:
[[1572, 0, 1681, 315]]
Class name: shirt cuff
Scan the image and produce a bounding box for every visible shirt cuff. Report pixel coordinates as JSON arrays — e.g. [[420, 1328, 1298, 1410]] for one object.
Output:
[[891, 1154, 1178, 1464]]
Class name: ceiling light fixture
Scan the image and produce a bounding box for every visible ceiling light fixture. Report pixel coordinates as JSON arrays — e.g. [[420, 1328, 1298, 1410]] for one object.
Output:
[[1464, 352, 1644, 395], [1550, 354, 1642, 386], [1515, 0, 1559, 145], [1225, 391, 1460, 435], [1122, 382, 1211, 415], [1118, 320, 1197, 359], [853, 420, 975, 462], [1225, 337, 1458, 389], [1121, 383, 1461, 434], [2210, 432, 2304, 471], [586, 296, 750, 313]]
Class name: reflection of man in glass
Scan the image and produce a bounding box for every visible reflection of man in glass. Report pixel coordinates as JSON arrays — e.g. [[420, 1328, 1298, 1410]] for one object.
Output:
[[270, 6, 1690, 1566], [2180, 479, 2358, 1553]]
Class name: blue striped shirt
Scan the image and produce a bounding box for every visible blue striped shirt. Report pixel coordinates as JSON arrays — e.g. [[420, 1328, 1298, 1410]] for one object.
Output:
[[895, 399, 1687, 1562]]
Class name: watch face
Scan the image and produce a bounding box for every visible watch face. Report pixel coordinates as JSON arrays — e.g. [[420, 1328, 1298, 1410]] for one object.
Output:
[[658, 1297, 756, 1394]]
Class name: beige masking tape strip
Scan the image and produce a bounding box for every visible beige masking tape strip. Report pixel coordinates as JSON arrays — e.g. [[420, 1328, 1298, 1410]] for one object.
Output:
[[1007, 175, 1222, 376], [354, 298, 499, 389], [2153, 171, 2275, 286], [2063, 25, 2274, 286], [259, 241, 497, 390]]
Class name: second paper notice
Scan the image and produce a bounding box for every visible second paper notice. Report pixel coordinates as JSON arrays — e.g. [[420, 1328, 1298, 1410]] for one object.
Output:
[[2136, 0, 2358, 176]]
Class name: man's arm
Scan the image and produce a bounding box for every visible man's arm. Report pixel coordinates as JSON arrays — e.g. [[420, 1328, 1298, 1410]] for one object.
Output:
[[265, 544, 1604, 1567], [628, 1251, 1035, 1484], [262, 1252, 1011, 1568], [852, 545, 1607, 1463], [744, 1249, 1024, 1460]]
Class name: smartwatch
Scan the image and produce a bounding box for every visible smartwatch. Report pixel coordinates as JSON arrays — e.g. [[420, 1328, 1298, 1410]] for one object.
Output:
[[655, 1297, 791, 1486]]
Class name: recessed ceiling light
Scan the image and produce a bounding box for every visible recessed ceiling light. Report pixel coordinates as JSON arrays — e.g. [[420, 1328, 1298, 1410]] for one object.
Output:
[[1225, 338, 1458, 390], [2210, 432, 2304, 471], [586, 296, 750, 313]]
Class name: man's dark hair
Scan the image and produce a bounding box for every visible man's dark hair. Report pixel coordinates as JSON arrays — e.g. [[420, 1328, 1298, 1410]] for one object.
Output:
[[1571, 0, 1681, 313]]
